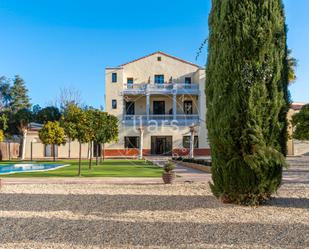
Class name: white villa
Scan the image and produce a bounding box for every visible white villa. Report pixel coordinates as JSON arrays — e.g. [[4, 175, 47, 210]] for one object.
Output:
[[17, 52, 308, 160], [104, 51, 210, 158]]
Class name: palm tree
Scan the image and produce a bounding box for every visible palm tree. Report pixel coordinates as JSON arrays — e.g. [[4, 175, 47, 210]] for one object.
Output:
[[287, 49, 297, 84]]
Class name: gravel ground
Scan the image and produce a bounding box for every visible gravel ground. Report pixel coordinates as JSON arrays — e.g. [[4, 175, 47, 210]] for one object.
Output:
[[0, 158, 308, 249]]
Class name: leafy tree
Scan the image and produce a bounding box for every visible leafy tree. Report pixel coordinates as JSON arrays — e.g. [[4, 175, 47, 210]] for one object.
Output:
[[13, 108, 33, 159], [0, 76, 11, 110], [292, 104, 309, 140], [39, 121, 66, 161], [99, 113, 118, 162], [84, 109, 97, 169], [0, 114, 5, 159], [0, 114, 8, 148], [61, 104, 78, 159], [61, 104, 91, 175], [9, 75, 31, 112], [35, 106, 61, 124], [88, 110, 118, 165], [32, 104, 42, 117], [0, 114, 8, 133], [206, 0, 288, 205], [0, 130, 3, 142]]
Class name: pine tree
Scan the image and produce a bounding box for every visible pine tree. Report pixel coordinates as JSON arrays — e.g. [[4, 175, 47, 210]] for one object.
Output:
[[10, 75, 31, 112], [206, 0, 289, 205]]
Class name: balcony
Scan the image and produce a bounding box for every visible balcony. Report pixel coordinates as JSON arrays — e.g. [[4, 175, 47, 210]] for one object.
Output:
[[122, 83, 199, 95], [123, 114, 200, 126]]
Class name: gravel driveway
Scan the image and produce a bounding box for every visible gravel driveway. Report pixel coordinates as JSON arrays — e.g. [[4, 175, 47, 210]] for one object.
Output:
[[0, 158, 308, 249]]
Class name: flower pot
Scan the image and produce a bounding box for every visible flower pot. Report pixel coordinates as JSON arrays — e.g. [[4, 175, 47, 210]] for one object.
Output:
[[162, 171, 176, 184]]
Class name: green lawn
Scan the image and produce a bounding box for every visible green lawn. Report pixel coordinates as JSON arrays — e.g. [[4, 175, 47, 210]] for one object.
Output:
[[0, 159, 163, 177]]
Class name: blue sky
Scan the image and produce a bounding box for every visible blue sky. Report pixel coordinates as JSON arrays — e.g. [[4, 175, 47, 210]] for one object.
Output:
[[0, 0, 308, 108]]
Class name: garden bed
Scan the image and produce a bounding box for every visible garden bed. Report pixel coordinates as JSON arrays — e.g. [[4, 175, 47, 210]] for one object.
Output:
[[172, 157, 212, 173]]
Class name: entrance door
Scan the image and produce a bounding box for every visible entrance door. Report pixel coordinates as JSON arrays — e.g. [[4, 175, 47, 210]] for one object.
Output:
[[151, 136, 172, 155], [153, 101, 165, 115]]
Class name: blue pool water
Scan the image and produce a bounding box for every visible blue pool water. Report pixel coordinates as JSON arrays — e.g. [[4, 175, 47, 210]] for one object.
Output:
[[0, 164, 68, 175]]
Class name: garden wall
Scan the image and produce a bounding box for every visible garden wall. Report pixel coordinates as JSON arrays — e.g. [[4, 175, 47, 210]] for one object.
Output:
[[0, 142, 20, 160]]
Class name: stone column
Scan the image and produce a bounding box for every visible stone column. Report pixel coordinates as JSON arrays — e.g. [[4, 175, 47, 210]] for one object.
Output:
[[173, 93, 177, 121], [146, 93, 150, 121], [189, 126, 195, 159], [21, 129, 28, 160], [138, 127, 144, 160]]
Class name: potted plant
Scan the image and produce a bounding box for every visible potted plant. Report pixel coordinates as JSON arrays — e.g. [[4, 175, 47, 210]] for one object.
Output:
[[162, 161, 176, 184]]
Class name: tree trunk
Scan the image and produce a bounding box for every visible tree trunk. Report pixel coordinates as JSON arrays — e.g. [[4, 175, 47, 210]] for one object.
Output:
[[78, 142, 82, 176], [68, 138, 71, 158], [102, 143, 105, 162], [100, 143, 103, 164], [53, 144, 56, 162], [89, 142, 92, 170], [96, 143, 99, 165]]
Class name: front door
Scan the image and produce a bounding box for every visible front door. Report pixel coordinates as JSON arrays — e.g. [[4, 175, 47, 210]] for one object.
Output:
[[153, 101, 165, 115], [151, 136, 172, 155]]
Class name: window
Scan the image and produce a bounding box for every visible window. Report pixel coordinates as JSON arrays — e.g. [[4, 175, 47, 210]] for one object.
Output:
[[127, 78, 133, 84], [157, 56, 162, 61], [44, 145, 58, 157], [127, 78, 133, 89], [125, 136, 140, 149], [183, 136, 199, 149], [112, 99, 117, 109], [112, 73, 117, 83], [153, 101, 165, 115], [184, 101, 193, 114], [185, 77, 192, 84], [154, 75, 164, 84], [126, 101, 135, 115]]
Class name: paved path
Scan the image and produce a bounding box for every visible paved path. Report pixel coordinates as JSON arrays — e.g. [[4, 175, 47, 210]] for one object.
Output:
[[284, 156, 309, 185], [147, 156, 211, 183]]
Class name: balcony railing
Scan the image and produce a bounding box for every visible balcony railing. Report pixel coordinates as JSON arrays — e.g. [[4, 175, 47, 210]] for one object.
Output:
[[123, 114, 200, 126], [122, 83, 199, 95]]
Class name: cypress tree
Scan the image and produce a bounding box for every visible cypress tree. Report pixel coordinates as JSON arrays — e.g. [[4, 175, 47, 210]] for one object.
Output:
[[206, 0, 289, 205]]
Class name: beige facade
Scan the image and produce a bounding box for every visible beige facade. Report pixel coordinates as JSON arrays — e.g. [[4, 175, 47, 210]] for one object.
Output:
[[104, 51, 209, 158], [24, 124, 92, 160], [287, 102, 309, 156]]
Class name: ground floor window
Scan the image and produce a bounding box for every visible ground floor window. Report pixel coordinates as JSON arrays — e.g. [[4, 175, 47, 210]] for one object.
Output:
[[124, 136, 140, 149], [183, 136, 199, 149], [44, 144, 58, 157]]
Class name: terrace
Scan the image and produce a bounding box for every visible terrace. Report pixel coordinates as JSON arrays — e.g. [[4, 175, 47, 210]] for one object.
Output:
[[122, 83, 200, 95]]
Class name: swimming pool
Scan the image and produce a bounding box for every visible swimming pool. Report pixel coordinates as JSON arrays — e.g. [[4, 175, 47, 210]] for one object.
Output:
[[0, 163, 69, 175]]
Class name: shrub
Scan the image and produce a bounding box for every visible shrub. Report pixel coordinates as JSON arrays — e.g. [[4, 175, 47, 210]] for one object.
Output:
[[163, 161, 175, 173], [182, 158, 212, 166]]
